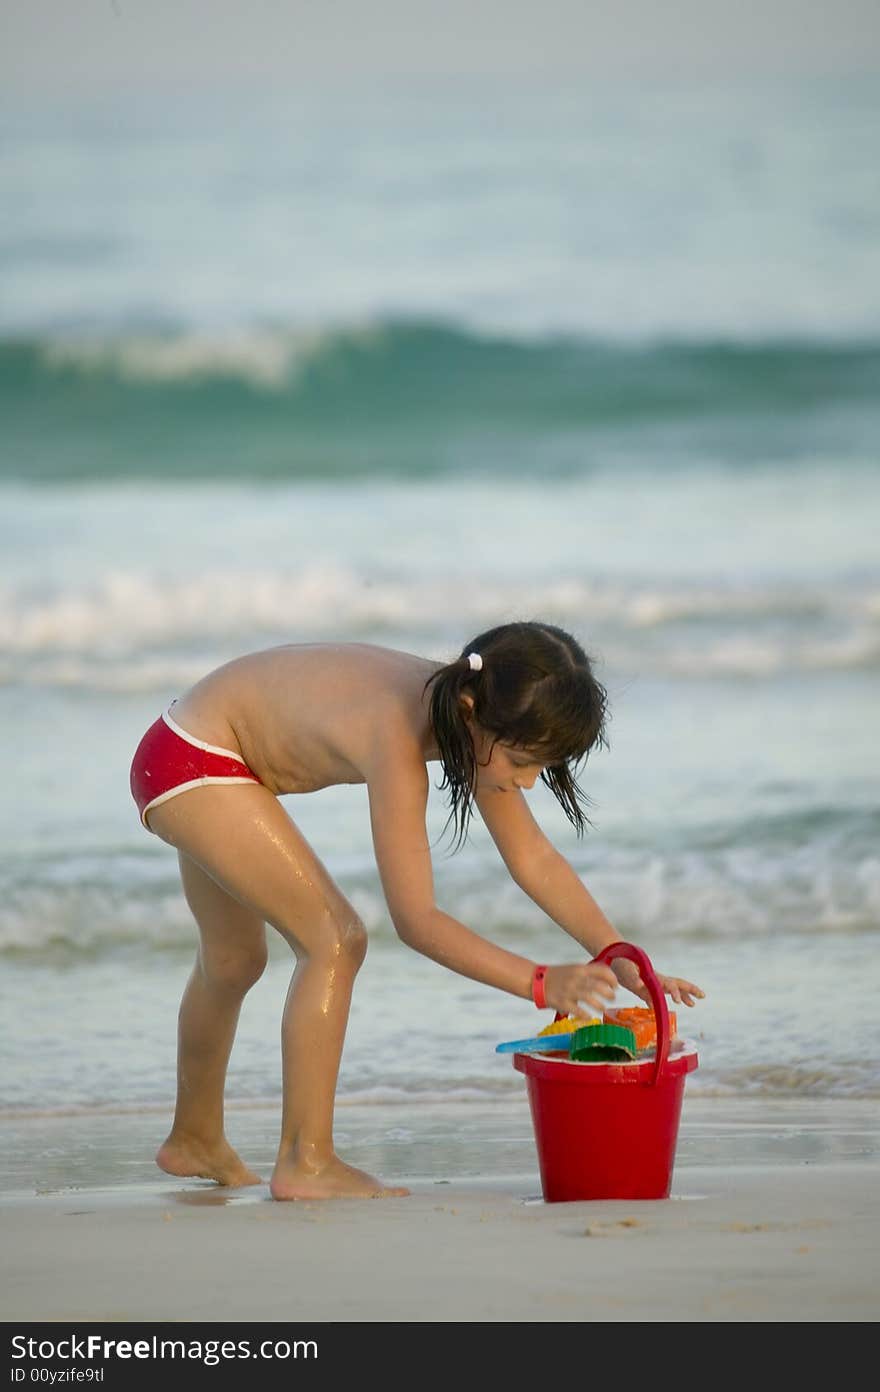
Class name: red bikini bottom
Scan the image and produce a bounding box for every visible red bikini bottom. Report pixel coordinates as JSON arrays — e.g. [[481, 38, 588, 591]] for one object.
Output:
[[130, 707, 261, 830]]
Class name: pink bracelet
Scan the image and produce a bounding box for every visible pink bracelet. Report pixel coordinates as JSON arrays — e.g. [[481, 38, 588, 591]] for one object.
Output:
[[531, 965, 548, 1009]]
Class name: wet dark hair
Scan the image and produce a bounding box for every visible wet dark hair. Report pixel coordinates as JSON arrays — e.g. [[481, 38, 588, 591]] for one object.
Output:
[[423, 620, 609, 849]]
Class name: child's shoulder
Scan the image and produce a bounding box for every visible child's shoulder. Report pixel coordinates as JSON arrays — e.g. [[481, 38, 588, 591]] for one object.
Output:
[[334, 647, 438, 774], [236, 641, 442, 748], [321, 643, 441, 703], [236, 641, 430, 680]]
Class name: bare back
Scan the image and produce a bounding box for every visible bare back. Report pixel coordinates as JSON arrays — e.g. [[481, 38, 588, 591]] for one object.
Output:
[[171, 643, 442, 795]]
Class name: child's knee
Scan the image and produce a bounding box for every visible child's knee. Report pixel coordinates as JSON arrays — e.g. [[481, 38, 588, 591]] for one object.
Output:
[[274, 901, 367, 970], [316, 906, 368, 971], [343, 914, 368, 969], [200, 941, 268, 994]]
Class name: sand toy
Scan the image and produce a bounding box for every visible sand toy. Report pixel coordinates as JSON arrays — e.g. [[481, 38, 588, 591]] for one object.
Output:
[[567, 1022, 637, 1062], [603, 1005, 677, 1052], [508, 942, 699, 1201], [495, 1014, 600, 1055]]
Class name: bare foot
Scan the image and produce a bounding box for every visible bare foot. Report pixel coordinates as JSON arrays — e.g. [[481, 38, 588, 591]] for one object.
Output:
[[270, 1153, 410, 1201], [156, 1134, 262, 1187]]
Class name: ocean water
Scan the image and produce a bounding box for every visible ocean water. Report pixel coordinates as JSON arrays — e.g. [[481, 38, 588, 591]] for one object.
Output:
[[2, 77, 879, 1156]]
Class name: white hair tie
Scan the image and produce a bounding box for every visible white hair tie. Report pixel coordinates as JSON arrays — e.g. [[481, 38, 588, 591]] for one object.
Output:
[[467, 652, 483, 672]]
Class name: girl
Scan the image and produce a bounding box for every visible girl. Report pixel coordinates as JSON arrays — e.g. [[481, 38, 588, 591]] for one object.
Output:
[[130, 620, 703, 1200]]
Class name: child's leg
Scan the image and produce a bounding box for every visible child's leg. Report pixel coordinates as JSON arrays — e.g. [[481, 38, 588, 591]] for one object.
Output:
[[156, 851, 267, 1187], [148, 784, 409, 1199]]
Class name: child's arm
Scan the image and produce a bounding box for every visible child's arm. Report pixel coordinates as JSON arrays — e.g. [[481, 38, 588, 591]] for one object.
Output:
[[475, 785, 704, 1007], [365, 734, 617, 1015]]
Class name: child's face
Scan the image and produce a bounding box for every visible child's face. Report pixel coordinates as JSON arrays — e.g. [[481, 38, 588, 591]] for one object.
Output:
[[470, 723, 545, 793]]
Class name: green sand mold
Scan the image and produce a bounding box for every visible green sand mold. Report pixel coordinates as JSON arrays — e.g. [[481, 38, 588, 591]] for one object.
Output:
[[568, 1023, 638, 1062]]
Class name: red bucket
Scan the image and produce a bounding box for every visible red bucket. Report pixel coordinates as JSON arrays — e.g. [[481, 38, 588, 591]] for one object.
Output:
[[514, 943, 698, 1201]]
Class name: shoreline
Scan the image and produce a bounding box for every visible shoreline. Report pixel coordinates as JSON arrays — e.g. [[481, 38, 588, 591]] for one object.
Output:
[[2, 1094, 878, 1199], [2, 1097, 878, 1322]]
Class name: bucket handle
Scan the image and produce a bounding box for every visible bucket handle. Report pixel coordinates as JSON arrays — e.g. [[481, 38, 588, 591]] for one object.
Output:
[[555, 941, 670, 1085]]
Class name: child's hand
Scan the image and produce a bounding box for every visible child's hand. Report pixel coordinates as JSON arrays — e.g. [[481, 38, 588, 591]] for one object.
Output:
[[545, 962, 619, 1017], [657, 974, 704, 1007], [613, 958, 704, 1008]]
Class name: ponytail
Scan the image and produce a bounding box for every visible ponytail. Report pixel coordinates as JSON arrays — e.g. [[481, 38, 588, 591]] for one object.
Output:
[[424, 653, 482, 850]]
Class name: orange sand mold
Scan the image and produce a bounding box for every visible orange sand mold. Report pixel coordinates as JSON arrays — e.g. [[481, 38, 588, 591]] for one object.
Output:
[[603, 1007, 677, 1051]]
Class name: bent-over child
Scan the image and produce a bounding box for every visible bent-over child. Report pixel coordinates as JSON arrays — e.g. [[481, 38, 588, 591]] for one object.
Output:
[[129, 620, 703, 1199]]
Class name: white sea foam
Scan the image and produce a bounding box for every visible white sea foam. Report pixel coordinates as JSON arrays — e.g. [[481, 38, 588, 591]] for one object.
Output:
[[3, 837, 877, 956], [1, 569, 878, 683], [42, 326, 332, 389]]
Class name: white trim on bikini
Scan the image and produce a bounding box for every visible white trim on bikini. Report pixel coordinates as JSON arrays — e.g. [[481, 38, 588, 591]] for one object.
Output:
[[141, 776, 259, 829], [162, 707, 249, 763]]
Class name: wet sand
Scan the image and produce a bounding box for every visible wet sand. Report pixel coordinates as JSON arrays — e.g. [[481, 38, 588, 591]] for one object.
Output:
[[1, 1098, 878, 1322]]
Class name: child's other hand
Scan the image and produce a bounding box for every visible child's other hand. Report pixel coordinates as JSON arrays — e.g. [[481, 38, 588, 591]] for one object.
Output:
[[657, 975, 704, 1007], [545, 962, 618, 1017], [613, 959, 705, 1008]]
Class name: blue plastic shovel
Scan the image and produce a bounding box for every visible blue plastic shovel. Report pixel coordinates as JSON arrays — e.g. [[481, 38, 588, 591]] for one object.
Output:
[[494, 1033, 574, 1054]]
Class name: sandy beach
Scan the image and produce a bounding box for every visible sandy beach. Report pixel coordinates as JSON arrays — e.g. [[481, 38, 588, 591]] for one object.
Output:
[[2, 1096, 878, 1324]]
